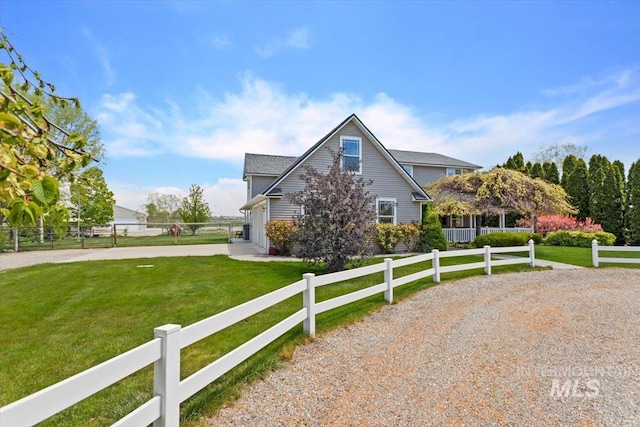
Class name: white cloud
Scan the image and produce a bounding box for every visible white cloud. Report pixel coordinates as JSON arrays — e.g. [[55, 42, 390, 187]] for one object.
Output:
[[201, 34, 231, 50], [81, 27, 115, 86], [255, 27, 311, 58], [97, 68, 640, 170]]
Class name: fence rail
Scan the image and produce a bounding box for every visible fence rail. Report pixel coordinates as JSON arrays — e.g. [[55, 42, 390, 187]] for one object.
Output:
[[0, 241, 536, 427], [592, 240, 640, 267], [0, 222, 243, 252]]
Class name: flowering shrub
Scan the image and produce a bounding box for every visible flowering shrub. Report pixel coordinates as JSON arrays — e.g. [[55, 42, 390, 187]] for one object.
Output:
[[376, 223, 402, 254], [516, 215, 603, 235], [265, 220, 297, 255], [398, 222, 421, 252]]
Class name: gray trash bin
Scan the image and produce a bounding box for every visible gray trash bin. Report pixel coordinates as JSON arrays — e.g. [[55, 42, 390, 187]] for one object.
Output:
[[243, 224, 250, 240]]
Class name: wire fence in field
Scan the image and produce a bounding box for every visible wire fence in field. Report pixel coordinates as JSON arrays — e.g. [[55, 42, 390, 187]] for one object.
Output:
[[0, 222, 246, 252]]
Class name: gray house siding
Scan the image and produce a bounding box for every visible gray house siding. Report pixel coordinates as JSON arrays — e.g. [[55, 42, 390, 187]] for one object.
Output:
[[250, 175, 277, 198], [411, 165, 447, 187], [269, 123, 422, 224]]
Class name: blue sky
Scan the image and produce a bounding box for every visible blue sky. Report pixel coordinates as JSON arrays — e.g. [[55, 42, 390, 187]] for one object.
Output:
[[1, 1, 639, 216]]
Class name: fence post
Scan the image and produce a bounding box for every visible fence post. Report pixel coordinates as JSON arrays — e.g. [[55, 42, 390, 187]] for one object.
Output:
[[384, 258, 393, 303], [13, 228, 18, 252], [484, 245, 491, 275], [592, 239, 599, 267], [433, 249, 440, 283], [154, 324, 181, 427], [303, 273, 316, 337], [528, 239, 536, 267]]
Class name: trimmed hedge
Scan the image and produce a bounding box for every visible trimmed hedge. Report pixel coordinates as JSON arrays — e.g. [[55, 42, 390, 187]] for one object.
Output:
[[472, 232, 542, 248], [543, 230, 616, 247]]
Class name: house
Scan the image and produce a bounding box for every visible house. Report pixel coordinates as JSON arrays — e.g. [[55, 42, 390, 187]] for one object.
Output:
[[240, 114, 482, 251]]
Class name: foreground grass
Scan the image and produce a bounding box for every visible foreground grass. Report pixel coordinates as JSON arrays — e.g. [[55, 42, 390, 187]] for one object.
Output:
[[0, 254, 538, 426], [534, 245, 640, 268]]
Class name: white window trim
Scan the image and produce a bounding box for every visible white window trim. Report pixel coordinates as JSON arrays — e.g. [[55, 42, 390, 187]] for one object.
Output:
[[376, 197, 397, 225], [340, 135, 362, 175], [446, 168, 463, 177]]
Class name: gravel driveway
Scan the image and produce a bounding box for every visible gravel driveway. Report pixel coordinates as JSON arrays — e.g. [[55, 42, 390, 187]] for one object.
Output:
[[207, 269, 640, 426]]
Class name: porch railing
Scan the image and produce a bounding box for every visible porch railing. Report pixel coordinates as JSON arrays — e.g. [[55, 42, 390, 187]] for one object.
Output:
[[443, 227, 534, 243]]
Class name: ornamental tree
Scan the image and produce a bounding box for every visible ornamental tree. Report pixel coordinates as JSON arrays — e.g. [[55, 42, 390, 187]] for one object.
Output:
[[179, 184, 211, 235], [287, 149, 377, 273], [1, 32, 92, 225], [427, 167, 575, 233]]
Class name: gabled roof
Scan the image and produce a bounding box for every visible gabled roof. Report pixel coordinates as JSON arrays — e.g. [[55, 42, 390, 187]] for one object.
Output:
[[257, 114, 429, 201], [243, 153, 297, 179], [387, 150, 482, 169]]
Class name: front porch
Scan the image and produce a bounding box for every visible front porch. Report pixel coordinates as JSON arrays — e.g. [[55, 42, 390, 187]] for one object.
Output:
[[442, 227, 534, 243], [440, 214, 533, 243]]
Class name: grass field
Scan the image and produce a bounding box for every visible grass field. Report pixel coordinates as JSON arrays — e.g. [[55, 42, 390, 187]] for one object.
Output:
[[0, 254, 539, 426], [533, 245, 640, 268]]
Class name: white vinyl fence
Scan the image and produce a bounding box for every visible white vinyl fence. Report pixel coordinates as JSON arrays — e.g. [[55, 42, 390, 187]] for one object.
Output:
[[0, 241, 536, 427], [443, 227, 534, 243], [592, 240, 640, 267]]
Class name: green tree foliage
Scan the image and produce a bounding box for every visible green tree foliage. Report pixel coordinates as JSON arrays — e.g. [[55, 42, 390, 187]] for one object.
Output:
[[563, 159, 590, 221], [529, 162, 544, 179], [561, 155, 578, 188], [287, 149, 377, 272], [37, 94, 105, 163], [543, 161, 560, 184], [612, 160, 626, 205], [69, 167, 115, 225], [427, 167, 575, 219], [503, 152, 526, 173], [1, 32, 92, 225], [179, 184, 211, 235], [627, 160, 640, 245], [588, 155, 624, 243], [145, 192, 181, 224], [416, 203, 447, 252]]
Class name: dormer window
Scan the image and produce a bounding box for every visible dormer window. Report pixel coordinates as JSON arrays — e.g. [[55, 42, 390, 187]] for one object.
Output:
[[340, 136, 362, 174]]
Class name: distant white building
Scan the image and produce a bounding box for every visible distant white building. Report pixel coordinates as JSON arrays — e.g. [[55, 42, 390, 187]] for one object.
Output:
[[112, 205, 147, 232]]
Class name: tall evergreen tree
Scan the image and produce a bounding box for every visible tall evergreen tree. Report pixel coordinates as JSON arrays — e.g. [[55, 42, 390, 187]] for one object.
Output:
[[530, 162, 544, 179], [544, 162, 560, 184], [627, 160, 640, 245], [524, 161, 533, 176], [565, 159, 590, 220], [589, 155, 624, 242], [561, 155, 578, 188], [503, 152, 526, 173], [612, 160, 626, 205]]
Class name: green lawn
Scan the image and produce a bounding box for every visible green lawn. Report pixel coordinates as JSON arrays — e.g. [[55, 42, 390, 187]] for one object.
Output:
[[0, 254, 539, 426], [534, 245, 640, 268]]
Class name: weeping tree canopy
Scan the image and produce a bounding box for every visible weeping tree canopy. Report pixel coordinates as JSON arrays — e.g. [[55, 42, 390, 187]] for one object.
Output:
[[427, 167, 575, 217]]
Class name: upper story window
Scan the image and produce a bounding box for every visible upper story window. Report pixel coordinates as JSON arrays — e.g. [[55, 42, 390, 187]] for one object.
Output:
[[447, 168, 464, 176], [377, 198, 396, 224], [402, 165, 414, 177], [340, 136, 362, 174]]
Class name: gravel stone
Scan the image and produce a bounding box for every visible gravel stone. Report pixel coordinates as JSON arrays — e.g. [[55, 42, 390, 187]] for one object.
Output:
[[206, 269, 640, 426]]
